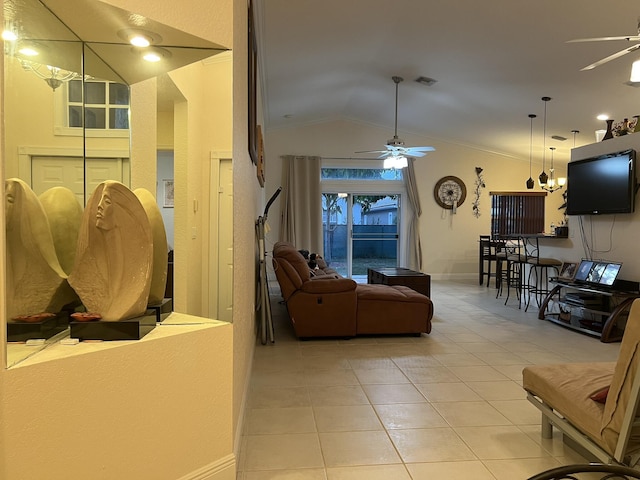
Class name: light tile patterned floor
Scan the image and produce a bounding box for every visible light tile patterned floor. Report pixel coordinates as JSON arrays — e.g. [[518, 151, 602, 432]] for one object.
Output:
[[237, 279, 621, 479]]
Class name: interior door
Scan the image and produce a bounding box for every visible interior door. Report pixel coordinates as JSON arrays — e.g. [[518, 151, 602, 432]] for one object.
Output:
[[32, 156, 127, 205]]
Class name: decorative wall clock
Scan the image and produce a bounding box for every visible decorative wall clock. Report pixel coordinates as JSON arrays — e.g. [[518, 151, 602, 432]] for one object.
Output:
[[434, 176, 467, 209]]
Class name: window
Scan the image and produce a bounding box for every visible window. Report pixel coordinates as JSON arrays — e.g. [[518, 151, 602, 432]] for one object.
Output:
[[490, 191, 547, 236], [321, 167, 402, 181], [67, 80, 129, 130]]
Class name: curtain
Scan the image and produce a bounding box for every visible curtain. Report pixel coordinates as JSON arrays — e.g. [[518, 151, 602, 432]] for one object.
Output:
[[279, 155, 323, 253], [404, 157, 423, 270]]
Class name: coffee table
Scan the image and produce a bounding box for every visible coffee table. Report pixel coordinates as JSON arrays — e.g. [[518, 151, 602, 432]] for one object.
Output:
[[367, 267, 431, 297]]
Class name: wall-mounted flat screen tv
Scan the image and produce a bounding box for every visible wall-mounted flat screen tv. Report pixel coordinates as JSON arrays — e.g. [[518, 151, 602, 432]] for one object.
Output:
[[566, 149, 637, 215]]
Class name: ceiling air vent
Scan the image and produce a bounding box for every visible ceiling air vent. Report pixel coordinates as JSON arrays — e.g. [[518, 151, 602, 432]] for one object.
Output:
[[415, 76, 437, 86], [551, 135, 567, 141]]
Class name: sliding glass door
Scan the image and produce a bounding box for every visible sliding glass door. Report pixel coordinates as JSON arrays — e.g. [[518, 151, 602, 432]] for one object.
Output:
[[322, 193, 399, 278]]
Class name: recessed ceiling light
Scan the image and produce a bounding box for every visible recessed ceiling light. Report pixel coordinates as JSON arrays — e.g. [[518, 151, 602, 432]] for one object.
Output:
[[18, 46, 39, 57], [118, 28, 162, 47], [130, 34, 151, 47], [143, 51, 162, 62], [2, 30, 17, 41], [597, 114, 609, 121]]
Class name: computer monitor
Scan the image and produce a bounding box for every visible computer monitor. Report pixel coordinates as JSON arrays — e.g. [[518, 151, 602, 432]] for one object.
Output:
[[574, 260, 622, 287], [574, 260, 594, 283], [600, 263, 622, 286]]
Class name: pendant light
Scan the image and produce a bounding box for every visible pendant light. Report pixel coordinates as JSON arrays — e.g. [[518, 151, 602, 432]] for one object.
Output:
[[538, 96, 551, 187], [526, 113, 536, 189]]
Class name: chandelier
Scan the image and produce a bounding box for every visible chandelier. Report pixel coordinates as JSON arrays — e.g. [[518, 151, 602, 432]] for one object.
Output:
[[20, 59, 83, 91], [540, 146, 565, 193]]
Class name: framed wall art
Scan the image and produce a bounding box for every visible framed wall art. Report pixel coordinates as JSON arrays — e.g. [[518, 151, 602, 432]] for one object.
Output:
[[256, 125, 265, 187], [248, 0, 258, 165], [163, 179, 174, 208], [559, 261, 577, 281]]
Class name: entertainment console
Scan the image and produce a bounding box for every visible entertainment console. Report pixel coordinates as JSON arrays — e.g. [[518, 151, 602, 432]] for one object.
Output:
[[538, 279, 640, 343]]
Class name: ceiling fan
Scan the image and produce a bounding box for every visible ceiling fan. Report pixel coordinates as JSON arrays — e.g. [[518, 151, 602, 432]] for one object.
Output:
[[355, 76, 435, 166], [568, 17, 640, 71]]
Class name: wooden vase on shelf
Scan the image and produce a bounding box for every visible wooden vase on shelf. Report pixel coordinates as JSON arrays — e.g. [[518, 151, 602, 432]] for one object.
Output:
[[602, 119, 614, 140]]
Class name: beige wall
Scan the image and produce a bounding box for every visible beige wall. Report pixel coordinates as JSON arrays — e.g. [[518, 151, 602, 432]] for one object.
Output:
[[0, 0, 259, 479], [263, 119, 566, 279], [231, 0, 262, 446]]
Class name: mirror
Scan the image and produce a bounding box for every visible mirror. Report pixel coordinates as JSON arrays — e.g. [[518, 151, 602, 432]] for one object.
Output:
[[3, 0, 228, 367]]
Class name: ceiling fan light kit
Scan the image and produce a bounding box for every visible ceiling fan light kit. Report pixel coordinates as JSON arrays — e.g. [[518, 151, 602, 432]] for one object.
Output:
[[355, 76, 435, 167], [631, 59, 640, 82]]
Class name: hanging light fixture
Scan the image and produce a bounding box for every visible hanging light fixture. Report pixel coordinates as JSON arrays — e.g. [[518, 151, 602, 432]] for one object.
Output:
[[19, 59, 83, 91], [541, 147, 566, 192], [538, 96, 551, 187], [526, 113, 536, 189], [13, 39, 84, 91]]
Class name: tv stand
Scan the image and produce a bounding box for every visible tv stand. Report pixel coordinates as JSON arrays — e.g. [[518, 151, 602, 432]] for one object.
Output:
[[538, 280, 640, 342]]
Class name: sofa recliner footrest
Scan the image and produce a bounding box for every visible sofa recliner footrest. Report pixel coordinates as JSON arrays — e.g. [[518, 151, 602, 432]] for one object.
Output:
[[356, 284, 432, 335]]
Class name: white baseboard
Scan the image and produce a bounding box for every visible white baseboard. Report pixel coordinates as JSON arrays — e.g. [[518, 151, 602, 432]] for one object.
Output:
[[429, 273, 476, 282], [176, 454, 235, 480]]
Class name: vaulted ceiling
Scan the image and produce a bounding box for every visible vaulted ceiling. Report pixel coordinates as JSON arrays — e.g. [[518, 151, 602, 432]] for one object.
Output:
[[257, 1, 640, 164]]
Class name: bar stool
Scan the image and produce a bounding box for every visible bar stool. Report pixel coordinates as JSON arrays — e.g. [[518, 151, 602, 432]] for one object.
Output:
[[480, 235, 506, 288], [496, 238, 527, 308], [523, 236, 562, 312]]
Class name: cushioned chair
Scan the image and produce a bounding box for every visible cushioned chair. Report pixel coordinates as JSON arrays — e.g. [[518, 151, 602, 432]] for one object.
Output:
[[523, 299, 640, 466]]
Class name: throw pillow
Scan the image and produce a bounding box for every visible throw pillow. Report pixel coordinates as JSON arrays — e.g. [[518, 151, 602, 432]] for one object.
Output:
[[590, 386, 610, 404]]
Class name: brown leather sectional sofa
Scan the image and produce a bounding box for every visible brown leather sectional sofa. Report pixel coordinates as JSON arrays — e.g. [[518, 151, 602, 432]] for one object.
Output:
[[272, 241, 433, 339]]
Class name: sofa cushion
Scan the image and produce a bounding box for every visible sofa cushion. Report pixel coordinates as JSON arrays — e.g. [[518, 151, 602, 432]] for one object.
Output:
[[302, 276, 356, 294], [273, 242, 312, 283], [355, 284, 433, 335], [523, 362, 614, 452]]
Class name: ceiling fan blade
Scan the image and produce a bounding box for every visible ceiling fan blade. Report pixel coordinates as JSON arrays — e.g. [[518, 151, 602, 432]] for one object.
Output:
[[405, 146, 435, 152], [580, 44, 640, 71], [354, 149, 388, 154], [403, 151, 427, 158], [567, 35, 640, 43]]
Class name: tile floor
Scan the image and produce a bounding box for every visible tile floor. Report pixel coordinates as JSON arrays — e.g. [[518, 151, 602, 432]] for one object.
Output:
[[236, 279, 622, 479]]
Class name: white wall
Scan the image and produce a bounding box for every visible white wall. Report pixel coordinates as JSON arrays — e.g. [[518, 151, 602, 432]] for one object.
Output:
[[542, 133, 640, 281], [263, 119, 566, 280]]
